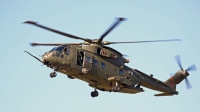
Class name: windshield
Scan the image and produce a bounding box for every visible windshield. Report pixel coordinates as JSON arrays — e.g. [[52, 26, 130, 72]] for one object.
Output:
[[49, 47, 56, 52], [49, 46, 65, 52], [55, 46, 65, 52]]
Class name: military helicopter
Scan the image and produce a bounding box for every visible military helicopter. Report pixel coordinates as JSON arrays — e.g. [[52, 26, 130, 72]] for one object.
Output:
[[24, 18, 197, 97]]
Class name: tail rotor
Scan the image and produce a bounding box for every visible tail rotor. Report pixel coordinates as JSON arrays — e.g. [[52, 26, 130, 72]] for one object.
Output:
[[174, 55, 197, 89]]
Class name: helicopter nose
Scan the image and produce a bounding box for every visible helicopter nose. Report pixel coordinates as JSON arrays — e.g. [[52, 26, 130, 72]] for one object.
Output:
[[42, 52, 56, 65], [42, 53, 52, 64], [42, 54, 47, 62]]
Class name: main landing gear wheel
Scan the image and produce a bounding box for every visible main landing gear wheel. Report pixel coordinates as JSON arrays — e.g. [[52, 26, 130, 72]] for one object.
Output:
[[91, 91, 99, 97], [112, 86, 120, 92], [50, 72, 57, 78], [112, 82, 120, 92]]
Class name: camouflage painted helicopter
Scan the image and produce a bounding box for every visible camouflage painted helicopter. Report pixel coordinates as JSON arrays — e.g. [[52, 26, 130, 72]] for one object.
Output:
[[24, 18, 197, 97]]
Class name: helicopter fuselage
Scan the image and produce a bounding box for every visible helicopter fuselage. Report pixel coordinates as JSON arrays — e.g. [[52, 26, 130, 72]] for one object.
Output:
[[41, 44, 176, 95], [24, 18, 191, 97]]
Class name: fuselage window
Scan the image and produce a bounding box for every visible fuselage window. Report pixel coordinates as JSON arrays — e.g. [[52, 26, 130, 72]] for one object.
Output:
[[93, 59, 98, 66], [86, 57, 90, 63], [96, 47, 101, 54], [119, 69, 123, 76], [101, 62, 106, 69]]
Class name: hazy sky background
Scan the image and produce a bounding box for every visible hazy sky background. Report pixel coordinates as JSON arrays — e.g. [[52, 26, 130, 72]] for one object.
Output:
[[1, 0, 200, 112]]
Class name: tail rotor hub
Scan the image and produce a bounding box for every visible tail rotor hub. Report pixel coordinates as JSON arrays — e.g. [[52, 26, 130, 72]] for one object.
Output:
[[181, 70, 189, 77]]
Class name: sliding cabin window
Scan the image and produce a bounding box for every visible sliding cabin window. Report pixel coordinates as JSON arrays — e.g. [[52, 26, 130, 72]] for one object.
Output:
[[93, 59, 98, 66]]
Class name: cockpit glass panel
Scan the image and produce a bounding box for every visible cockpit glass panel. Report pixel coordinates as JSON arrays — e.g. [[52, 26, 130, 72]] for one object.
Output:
[[49, 47, 57, 52], [49, 46, 65, 52], [55, 46, 64, 52]]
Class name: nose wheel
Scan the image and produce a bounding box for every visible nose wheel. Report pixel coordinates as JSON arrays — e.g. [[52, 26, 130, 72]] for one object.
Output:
[[50, 72, 57, 78], [91, 86, 99, 97], [91, 91, 99, 97]]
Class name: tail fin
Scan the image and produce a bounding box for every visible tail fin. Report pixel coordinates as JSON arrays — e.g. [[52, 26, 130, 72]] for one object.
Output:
[[164, 73, 186, 91], [154, 73, 185, 97]]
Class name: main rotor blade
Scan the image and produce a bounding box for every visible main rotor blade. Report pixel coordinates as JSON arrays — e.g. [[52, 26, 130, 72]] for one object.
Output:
[[97, 18, 126, 44], [187, 64, 197, 71], [30, 42, 82, 47], [24, 21, 92, 43], [185, 78, 192, 90], [102, 39, 181, 45], [174, 55, 183, 70]]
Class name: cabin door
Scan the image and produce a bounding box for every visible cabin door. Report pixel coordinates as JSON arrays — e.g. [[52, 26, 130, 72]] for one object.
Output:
[[70, 49, 84, 71], [83, 52, 93, 73]]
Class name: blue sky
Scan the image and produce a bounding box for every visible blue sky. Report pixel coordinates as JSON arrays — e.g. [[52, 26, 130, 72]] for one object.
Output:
[[1, 0, 200, 112]]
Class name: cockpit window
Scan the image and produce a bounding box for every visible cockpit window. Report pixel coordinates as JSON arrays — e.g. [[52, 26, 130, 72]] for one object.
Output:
[[55, 46, 65, 52], [49, 46, 65, 53], [64, 47, 70, 55], [49, 47, 56, 52]]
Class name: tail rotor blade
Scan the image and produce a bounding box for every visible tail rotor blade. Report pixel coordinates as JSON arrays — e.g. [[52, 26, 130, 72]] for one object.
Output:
[[187, 64, 197, 71], [175, 55, 183, 70], [185, 78, 192, 90]]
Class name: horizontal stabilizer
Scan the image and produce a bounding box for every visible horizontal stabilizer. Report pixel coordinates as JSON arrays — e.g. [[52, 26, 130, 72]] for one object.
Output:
[[154, 92, 178, 96]]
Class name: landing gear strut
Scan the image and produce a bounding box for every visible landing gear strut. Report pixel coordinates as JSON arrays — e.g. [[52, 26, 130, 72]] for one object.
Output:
[[49, 66, 58, 78], [50, 72, 57, 78], [135, 83, 141, 88], [112, 82, 120, 92]]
